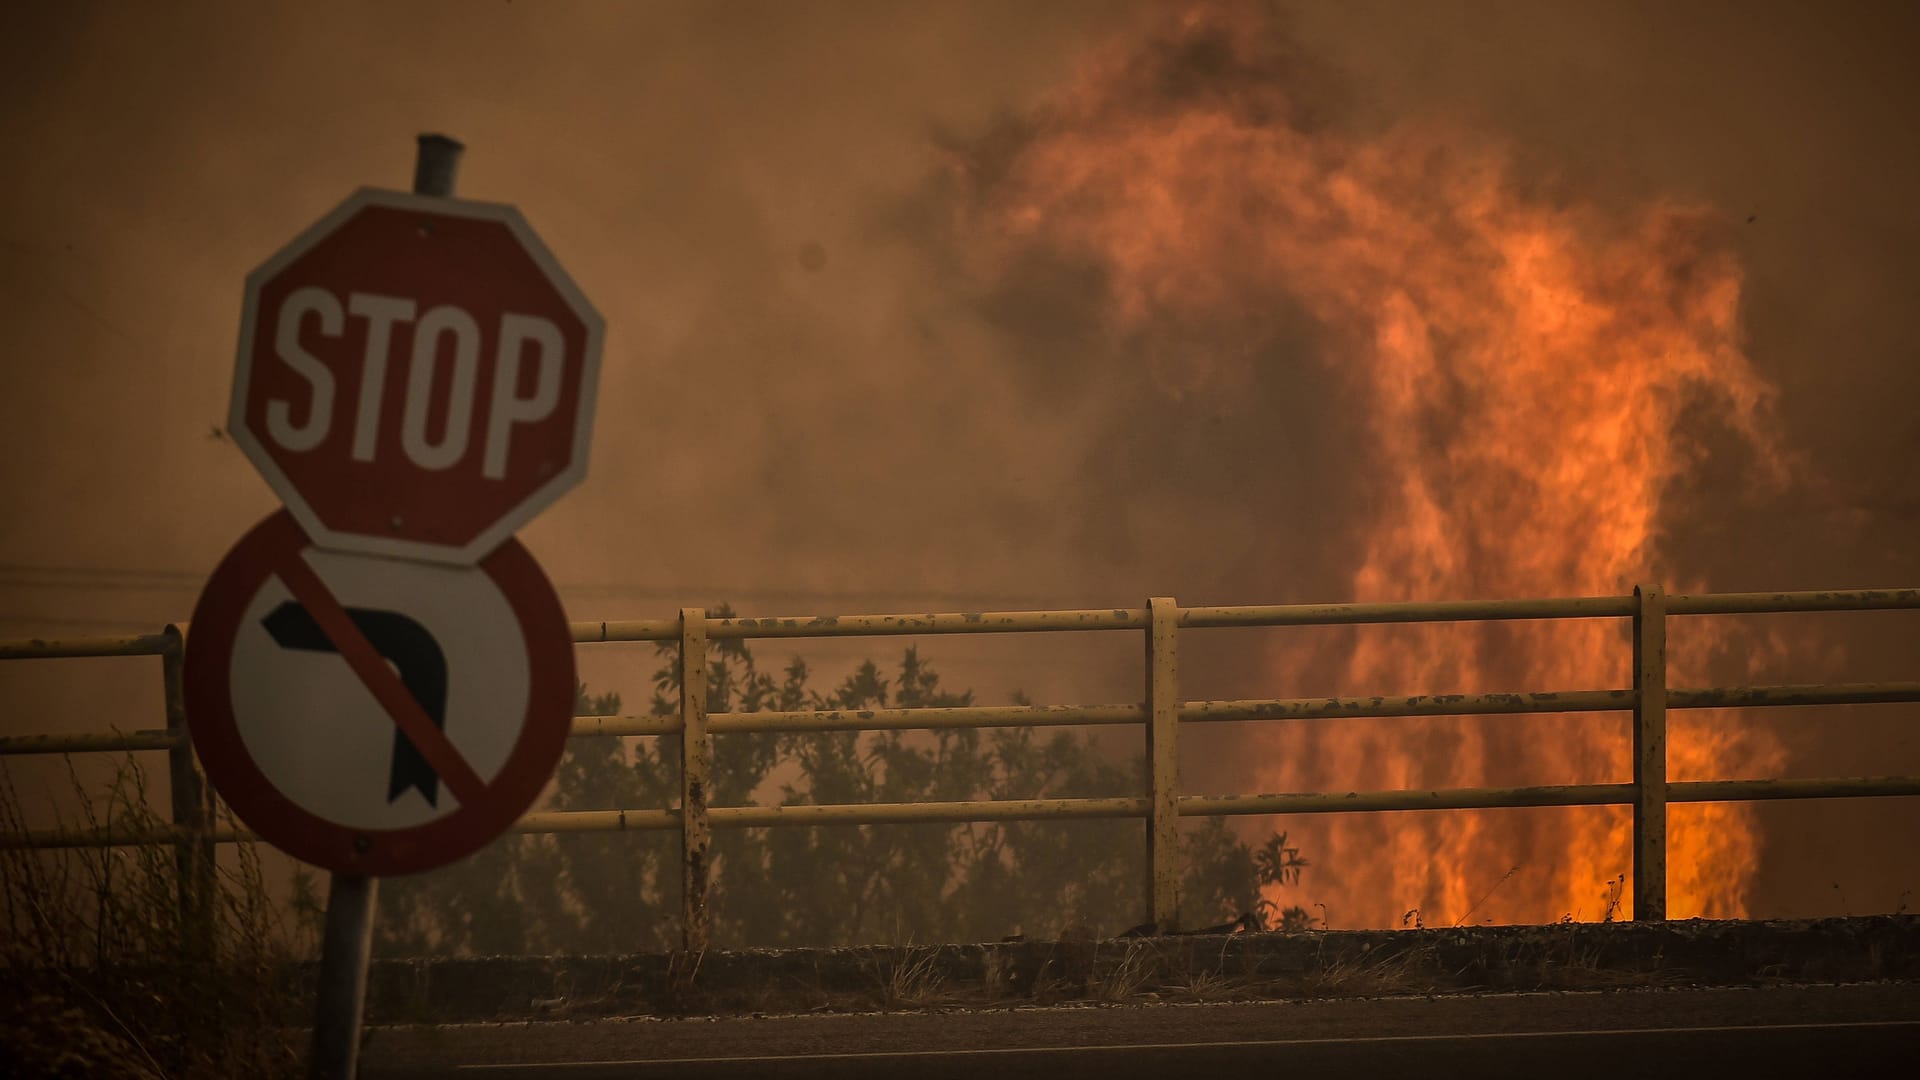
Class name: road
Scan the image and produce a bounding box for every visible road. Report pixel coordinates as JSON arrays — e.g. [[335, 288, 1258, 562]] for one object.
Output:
[[364, 982, 1918, 1079]]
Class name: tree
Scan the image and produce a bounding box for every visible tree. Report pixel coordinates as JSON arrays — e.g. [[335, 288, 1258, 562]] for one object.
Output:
[[372, 616, 1312, 954], [372, 683, 675, 956]]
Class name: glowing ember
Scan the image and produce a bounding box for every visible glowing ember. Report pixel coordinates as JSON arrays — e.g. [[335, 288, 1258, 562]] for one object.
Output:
[[963, 5, 1788, 925]]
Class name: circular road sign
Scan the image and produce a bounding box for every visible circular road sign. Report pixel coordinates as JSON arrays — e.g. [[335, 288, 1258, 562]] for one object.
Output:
[[231, 188, 603, 565], [183, 511, 576, 875]]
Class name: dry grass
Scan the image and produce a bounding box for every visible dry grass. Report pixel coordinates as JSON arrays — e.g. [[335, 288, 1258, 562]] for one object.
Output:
[[1087, 940, 1156, 1002], [865, 945, 960, 1009], [0, 757, 314, 1078]]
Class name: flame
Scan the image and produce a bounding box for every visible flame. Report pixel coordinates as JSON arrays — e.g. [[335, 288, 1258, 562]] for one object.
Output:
[[962, 5, 1788, 925]]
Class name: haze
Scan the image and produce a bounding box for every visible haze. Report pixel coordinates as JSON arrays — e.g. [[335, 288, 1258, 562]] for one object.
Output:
[[3, 1, 1917, 924]]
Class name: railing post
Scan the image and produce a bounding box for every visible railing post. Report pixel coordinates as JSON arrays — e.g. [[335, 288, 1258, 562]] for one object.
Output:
[[1632, 584, 1667, 921], [161, 624, 215, 956], [1145, 596, 1181, 933], [678, 607, 711, 953]]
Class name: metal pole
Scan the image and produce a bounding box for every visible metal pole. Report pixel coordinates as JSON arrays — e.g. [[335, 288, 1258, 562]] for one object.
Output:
[[1144, 596, 1181, 932], [679, 607, 712, 954], [161, 624, 214, 958], [309, 872, 377, 1080], [311, 132, 461, 1079], [412, 134, 464, 198], [1632, 583, 1668, 921]]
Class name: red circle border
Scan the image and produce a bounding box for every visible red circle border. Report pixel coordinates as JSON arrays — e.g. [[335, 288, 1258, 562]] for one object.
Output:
[[183, 510, 574, 876]]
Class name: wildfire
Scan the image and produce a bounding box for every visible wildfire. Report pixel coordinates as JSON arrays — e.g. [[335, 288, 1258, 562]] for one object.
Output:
[[962, 5, 1788, 925]]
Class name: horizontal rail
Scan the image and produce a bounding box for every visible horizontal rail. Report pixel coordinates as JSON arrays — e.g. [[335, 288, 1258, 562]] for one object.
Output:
[[1667, 682, 1920, 709], [519, 798, 1154, 831], [573, 690, 1635, 739], [15, 682, 1920, 762], [572, 619, 677, 643], [7, 679, 1907, 759], [1182, 590, 1920, 628], [1188, 682, 1920, 724], [4, 590, 1900, 653], [2, 798, 1154, 848], [15, 588, 1920, 661], [0, 633, 172, 660], [514, 808, 678, 833], [572, 610, 1154, 643], [569, 714, 679, 737], [12, 777, 1918, 851], [341, 680, 1920, 757], [0, 729, 180, 755], [558, 682, 1920, 741], [1668, 588, 1920, 616], [570, 704, 1145, 738], [710, 609, 1150, 640], [1671, 776, 1920, 802], [716, 703, 1144, 734], [1182, 690, 1634, 722], [711, 797, 1149, 827], [1, 823, 252, 849], [1182, 777, 1920, 817], [1183, 784, 1636, 816], [1183, 596, 1638, 627], [0, 690, 1856, 760]]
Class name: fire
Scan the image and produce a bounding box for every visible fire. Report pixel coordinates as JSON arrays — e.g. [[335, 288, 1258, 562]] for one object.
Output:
[[961, 5, 1788, 925]]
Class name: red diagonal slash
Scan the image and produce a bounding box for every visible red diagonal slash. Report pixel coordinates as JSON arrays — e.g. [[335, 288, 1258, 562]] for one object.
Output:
[[271, 548, 489, 808]]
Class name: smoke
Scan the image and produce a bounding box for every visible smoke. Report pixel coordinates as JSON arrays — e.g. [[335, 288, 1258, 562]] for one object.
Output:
[[1244, 0, 1920, 920], [898, 1, 1919, 921], [2, 1, 1916, 920]]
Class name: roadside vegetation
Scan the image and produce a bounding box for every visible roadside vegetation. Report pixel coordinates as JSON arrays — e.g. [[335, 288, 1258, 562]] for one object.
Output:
[[0, 623, 1316, 1073], [0, 760, 311, 1078], [371, 613, 1316, 955]]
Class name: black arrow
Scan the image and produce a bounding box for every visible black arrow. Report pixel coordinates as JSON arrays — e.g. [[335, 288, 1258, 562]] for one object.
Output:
[[261, 601, 450, 807]]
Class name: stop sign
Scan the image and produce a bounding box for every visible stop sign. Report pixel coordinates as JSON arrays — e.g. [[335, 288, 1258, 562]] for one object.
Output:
[[231, 188, 603, 565]]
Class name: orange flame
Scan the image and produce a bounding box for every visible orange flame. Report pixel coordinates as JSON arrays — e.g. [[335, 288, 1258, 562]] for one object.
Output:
[[965, 6, 1788, 925]]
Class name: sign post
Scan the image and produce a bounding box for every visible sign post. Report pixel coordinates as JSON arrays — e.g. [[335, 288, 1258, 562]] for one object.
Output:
[[321, 132, 457, 1080], [186, 132, 602, 1080], [311, 871, 376, 1080]]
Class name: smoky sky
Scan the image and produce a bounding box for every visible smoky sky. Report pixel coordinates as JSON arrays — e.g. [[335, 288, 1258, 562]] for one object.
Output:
[[3, 1, 1918, 919]]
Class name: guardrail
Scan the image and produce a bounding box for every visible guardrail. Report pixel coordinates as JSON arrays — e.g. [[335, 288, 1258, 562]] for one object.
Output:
[[6, 585, 1920, 951]]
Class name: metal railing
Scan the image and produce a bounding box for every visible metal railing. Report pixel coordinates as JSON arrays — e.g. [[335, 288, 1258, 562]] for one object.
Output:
[[6, 585, 1920, 950]]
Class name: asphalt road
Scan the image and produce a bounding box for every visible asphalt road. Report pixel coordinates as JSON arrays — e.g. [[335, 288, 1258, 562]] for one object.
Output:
[[364, 982, 1920, 1079]]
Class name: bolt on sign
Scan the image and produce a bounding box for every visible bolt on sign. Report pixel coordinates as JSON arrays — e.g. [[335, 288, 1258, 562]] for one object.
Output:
[[186, 181, 602, 877]]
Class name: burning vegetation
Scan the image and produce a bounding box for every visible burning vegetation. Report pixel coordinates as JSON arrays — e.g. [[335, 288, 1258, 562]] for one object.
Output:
[[952, 4, 1790, 926]]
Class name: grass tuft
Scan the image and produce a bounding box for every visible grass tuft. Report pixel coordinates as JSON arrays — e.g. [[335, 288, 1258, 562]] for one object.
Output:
[[1, 756, 314, 1077], [866, 945, 958, 1010]]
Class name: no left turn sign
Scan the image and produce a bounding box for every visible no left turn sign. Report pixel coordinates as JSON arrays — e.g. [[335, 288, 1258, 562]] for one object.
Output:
[[182, 511, 575, 875]]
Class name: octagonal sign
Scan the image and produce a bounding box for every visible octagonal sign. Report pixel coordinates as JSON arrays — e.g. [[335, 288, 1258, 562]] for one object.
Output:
[[231, 188, 603, 564]]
